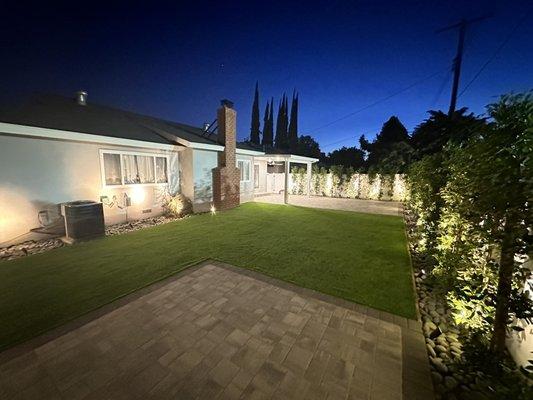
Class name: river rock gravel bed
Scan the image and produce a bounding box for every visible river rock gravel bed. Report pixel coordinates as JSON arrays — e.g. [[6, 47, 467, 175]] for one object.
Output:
[[405, 209, 495, 400], [0, 215, 182, 262]]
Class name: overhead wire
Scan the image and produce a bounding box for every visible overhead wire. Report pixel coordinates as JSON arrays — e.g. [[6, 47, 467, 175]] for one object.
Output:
[[315, 68, 450, 150], [458, 9, 531, 98], [309, 69, 447, 138]]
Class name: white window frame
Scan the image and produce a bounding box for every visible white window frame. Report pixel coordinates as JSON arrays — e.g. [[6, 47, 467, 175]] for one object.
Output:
[[99, 149, 171, 188], [236, 159, 251, 183], [254, 164, 260, 189]]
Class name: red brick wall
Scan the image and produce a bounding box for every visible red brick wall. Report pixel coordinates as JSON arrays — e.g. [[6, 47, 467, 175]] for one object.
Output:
[[212, 102, 240, 210]]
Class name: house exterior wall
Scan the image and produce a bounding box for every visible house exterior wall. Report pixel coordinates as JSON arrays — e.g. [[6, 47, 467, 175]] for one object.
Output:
[[192, 148, 218, 212], [236, 154, 255, 203], [266, 173, 286, 194], [0, 134, 180, 245], [182, 148, 253, 213], [254, 160, 268, 194], [179, 148, 194, 202]]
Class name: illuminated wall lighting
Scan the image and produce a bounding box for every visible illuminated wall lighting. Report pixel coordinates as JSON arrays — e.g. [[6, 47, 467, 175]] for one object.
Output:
[[130, 186, 145, 205]]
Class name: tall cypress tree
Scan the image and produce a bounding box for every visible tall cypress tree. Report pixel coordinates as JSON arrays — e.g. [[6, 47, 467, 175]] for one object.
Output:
[[262, 100, 273, 147], [282, 94, 289, 149], [288, 91, 298, 152], [274, 98, 284, 149], [250, 82, 260, 144], [268, 96, 274, 145]]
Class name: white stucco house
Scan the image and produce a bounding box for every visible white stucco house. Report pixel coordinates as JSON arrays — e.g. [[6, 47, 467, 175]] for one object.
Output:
[[0, 92, 317, 245]]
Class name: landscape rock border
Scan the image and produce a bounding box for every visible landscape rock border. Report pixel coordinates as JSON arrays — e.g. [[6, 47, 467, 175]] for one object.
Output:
[[0, 215, 183, 262], [405, 209, 494, 400]]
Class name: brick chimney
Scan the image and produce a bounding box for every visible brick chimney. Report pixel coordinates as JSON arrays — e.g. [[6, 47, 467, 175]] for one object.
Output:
[[212, 99, 240, 210]]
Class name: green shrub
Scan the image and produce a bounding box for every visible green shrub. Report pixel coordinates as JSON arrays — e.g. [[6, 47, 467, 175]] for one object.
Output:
[[408, 92, 533, 362]]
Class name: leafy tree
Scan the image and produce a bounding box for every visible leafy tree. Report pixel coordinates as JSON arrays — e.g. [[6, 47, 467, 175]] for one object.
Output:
[[262, 99, 273, 147], [408, 109, 486, 252], [407, 153, 448, 253], [359, 116, 409, 170], [369, 141, 414, 175], [410, 93, 533, 365], [288, 91, 299, 152], [250, 82, 261, 144], [295, 135, 321, 158], [323, 146, 365, 170], [410, 108, 485, 158], [450, 93, 532, 357]]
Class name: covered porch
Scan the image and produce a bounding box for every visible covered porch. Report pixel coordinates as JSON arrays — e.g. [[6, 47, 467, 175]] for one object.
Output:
[[253, 153, 318, 204]]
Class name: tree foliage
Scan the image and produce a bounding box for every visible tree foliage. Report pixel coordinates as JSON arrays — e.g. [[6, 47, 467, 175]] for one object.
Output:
[[359, 116, 410, 172], [322, 146, 365, 170], [410, 108, 485, 158], [296, 135, 321, 159], [262, 98, 274, 147], [288, 91, 299, 152], [250, 82, 261, 144], [408, 92, 533, 367], [252, 87, 312, 155], [275, 94, 289, 149]]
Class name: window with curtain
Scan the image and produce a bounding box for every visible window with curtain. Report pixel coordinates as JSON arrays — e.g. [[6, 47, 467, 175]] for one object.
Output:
[[237, 160, 251, 182], [122, 155, 155, 184], [254, 164, 259, 188], [155, 157, 168, 183], [103, 153, 122, 185], [101, 152, 169, 186]]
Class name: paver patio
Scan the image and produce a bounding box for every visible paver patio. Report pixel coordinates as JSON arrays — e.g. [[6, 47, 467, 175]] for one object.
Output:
[[254, 194, 403, 216], [0, 262, 433, 399]]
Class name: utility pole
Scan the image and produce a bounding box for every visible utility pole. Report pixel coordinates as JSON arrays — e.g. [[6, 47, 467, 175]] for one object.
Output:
[[437, 15, 491, 116]]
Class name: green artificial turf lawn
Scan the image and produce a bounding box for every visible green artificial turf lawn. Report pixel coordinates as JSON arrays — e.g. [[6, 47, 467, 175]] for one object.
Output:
[[0, 202, 415, 350]]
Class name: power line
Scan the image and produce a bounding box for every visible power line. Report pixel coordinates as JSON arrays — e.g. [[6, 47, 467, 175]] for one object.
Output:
[[436, 15, 492, 115], [311, 9, 530, 151], [431, 69, 453, 107], [320, 132, 368, 150], [313, 69, 448, 150], [308, 69, 448, 145], [458, 9, 531, 98]]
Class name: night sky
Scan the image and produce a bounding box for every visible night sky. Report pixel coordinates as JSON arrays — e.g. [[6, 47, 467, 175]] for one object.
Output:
[[1, 1, 531, 151]]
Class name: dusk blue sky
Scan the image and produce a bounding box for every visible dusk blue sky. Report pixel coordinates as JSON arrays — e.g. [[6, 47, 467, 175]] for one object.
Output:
[[1, 1, 531, 152]]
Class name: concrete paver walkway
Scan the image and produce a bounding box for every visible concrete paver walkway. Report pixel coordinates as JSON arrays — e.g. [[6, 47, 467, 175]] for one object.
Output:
[[0, 262, 433, 399], [254, 194, 403, 216]]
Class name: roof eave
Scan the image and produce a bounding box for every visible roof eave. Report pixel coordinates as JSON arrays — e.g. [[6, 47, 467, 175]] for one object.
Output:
[[236, 148, 265, 156], [255, 153, 319, 163], [0, 122, 185, 151]]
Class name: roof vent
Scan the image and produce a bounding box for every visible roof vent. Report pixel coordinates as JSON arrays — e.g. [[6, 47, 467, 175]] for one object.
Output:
[[75, 91, 88, 106], [203, 122, 210, 131]]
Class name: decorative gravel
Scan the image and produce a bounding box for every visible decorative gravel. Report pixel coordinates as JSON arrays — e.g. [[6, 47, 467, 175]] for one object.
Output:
[[0, 215, 183, 262], [405, 209, 494, 400]]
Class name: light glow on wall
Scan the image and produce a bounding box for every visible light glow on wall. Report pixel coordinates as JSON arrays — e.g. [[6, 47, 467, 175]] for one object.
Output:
[[0, 186, 37, 244], [130, 186, 146, 205], [0, 215, 8, 230]]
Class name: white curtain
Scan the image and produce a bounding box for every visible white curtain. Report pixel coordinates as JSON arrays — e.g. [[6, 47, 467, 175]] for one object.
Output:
[[155, 157, 168, 183], [103, 153, 121, 185], [123, 155, 155, 184], [238, 160, 250, 181]]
